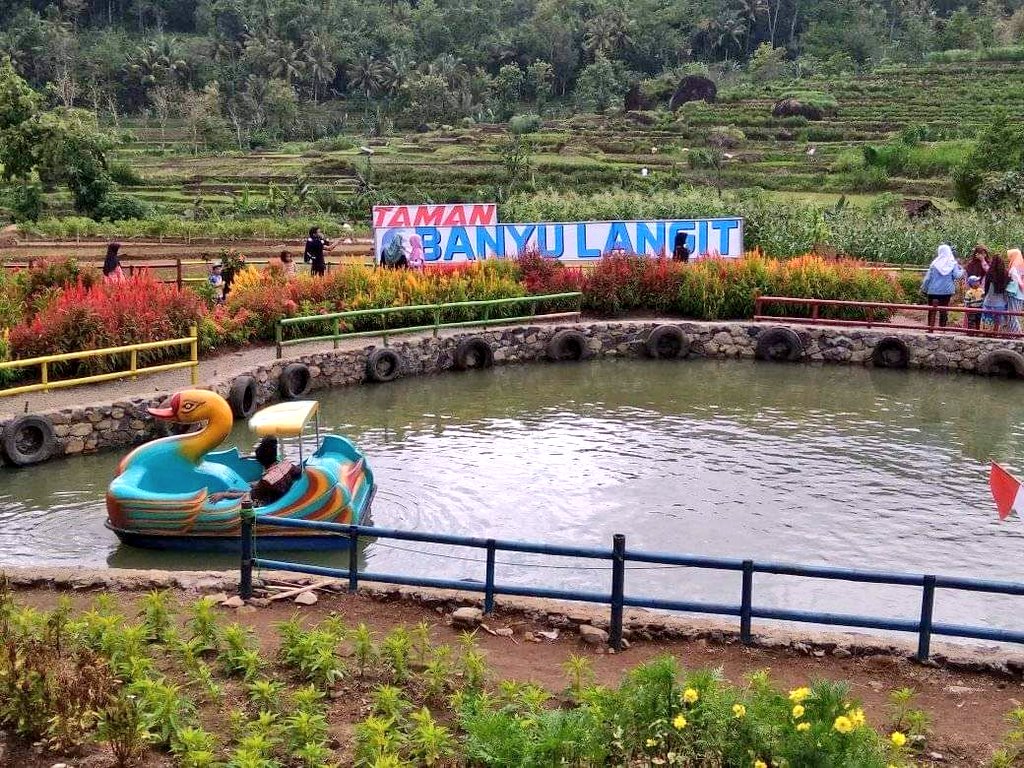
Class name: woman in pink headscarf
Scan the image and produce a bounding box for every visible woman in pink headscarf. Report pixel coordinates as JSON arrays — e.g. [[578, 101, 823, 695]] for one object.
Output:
[[407, 235, 425, 271]]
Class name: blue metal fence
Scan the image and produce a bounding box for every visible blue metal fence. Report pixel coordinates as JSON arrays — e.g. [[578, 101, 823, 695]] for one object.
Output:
[[238, 507, 1024, 660]]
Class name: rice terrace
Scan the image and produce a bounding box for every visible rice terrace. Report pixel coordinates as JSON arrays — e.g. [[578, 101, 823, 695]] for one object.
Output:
[[8, 0, 1024, 766]]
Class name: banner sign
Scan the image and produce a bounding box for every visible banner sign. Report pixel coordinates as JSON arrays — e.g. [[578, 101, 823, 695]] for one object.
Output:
[[373, 218, 744, 264], [372, 203, 498, 229]]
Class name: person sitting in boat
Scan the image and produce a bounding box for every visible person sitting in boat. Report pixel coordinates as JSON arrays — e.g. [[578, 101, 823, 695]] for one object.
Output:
[[209, 437, 301, 506]]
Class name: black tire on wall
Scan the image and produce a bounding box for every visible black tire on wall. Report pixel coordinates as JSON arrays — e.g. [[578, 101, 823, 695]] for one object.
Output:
[[546, 330, 588, 362], [871, 336, 911, 369], [1, 415, 57, 467], [645, 325, 690, 359], [978, 349, 1024, 379], [754, 327, 804, 362], [279, 363, 312, 399], [454, 337, 494, 371], [366, 348, 403, 383], [228, 375, 258, 419]]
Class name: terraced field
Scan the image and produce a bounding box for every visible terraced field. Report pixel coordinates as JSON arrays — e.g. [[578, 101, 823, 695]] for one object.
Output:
[[70, 60, 1024, 224]]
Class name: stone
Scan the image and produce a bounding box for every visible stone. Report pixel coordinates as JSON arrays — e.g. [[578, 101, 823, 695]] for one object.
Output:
[[236, 605, 258, 615], [833, 647, 853, 659], [69, 423, 93, 437], [451, 607, 483, 627], [64, 439, 85, 454], [494, 627, 514, 637], [207, 592, 229, 604], [944, 684, 983, 696], [294, 591, 319, 606], [579, 624, 609, 646], [250, 597, 271, 608], [220, 595, 245, 608]]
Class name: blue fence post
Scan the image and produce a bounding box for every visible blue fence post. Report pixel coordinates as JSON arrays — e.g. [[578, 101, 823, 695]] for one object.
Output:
[[239, 500, 255, 600], [610, 534, 626, 651], [740, 560, 754, 644], [917, 575, 936, 661], [348, 528, 360, 593], [484, 539, 497, 614]]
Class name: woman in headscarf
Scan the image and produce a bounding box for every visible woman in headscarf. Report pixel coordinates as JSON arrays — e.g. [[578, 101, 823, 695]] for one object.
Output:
[[102, 242, 125, 283], [1005, 248, 1024, 334], [920, 243, 964, 327]]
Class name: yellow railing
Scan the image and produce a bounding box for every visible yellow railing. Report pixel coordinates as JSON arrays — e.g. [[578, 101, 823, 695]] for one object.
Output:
[[0, 325, 199, 397]]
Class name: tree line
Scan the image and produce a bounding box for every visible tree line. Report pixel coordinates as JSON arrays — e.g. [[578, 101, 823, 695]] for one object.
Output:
[[2, 0, 1024, 148]]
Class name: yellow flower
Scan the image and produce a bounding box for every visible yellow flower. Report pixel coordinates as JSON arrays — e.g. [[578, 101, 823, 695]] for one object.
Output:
[[645, 738, 658, 747], [796, 722, 811, 732], [788, 687, 811, 703], [732, 703, 747, 718], [682, 688, 700, 704], [890, 731, 907, 748], [754, 761, 768, 768], [833, 716, 854, 734], [673, 714, 688, 730], [850, 708, 866, 727], [792, 704, 805, 719]]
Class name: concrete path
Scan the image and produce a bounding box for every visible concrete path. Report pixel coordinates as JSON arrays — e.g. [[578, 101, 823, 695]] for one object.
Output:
[[0, 336, 385, 419]]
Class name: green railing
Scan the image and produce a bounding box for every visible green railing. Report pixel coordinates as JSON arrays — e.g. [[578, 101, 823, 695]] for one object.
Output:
[[274, 292, 583, 359]]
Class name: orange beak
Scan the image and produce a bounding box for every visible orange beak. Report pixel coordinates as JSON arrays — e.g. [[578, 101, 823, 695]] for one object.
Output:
[[147, 393, 181, 420]]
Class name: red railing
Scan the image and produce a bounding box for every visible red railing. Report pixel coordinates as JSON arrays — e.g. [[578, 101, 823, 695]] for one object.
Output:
[[0, 257, 350, 288], [753, 295, 1024, 339]]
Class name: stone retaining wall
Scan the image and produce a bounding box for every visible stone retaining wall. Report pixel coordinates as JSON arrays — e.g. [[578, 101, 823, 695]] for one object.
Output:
[[2, 320, 1022, 467]]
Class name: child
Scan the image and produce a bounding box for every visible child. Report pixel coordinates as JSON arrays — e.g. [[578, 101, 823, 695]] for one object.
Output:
[[209, 264, 225, 303], [964, 275, 984, 330]]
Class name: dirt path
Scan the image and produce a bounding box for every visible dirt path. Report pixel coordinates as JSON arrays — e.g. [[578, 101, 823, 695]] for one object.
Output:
[[7, 579, 1024, 767]]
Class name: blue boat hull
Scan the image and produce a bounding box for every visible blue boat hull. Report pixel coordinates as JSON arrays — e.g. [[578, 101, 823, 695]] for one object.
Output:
[[106, 522, 357, 553]]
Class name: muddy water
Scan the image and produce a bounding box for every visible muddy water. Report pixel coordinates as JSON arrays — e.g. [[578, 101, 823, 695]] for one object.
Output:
[[3, 359, 1024, 636]]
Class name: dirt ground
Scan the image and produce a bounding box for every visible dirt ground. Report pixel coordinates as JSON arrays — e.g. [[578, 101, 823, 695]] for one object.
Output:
[[4, 578, 1023, 767]]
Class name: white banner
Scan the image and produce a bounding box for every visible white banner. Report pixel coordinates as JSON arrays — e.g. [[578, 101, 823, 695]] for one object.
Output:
[[373, 218, 744, 264]]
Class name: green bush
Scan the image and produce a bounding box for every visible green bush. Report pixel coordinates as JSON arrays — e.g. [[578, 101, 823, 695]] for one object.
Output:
[[93, 193, 150, 222], [107, 161, 145, 186], [509, 114, 543, 134]]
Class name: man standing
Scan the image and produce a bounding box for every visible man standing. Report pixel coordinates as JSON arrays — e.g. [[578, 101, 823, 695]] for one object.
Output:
[[673, 231, 691, 263], [303, 227, 335, 277]]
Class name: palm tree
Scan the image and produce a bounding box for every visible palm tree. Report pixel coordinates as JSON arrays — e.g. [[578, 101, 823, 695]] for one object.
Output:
[[715, 14, 746, 59], [583, 9, 633, 59], [735, 0, 767, 53], [268, 39, 305, 84], [304, 37, 337, 103], [348, 55, 386, 102], [425, 53, 469, 92]]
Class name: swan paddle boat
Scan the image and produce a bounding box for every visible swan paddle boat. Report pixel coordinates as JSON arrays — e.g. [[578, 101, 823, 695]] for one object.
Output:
[[106, 389, 375, 551]]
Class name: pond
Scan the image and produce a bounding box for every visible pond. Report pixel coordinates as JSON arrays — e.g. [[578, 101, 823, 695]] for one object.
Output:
[[3, 359, 1023, 636]]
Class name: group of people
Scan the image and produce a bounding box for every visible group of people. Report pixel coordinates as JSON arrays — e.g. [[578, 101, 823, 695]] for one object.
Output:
[[921, 244, 1024, 332], [378, 232, 426, 270]]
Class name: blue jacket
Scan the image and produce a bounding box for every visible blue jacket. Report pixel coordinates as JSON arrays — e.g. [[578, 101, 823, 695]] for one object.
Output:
[[921, 264, 964, 297]]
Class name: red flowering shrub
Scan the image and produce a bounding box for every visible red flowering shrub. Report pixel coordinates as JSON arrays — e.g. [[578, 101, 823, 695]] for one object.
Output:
[[515, 251, 587, 295], [9, 274, 205, 373]]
